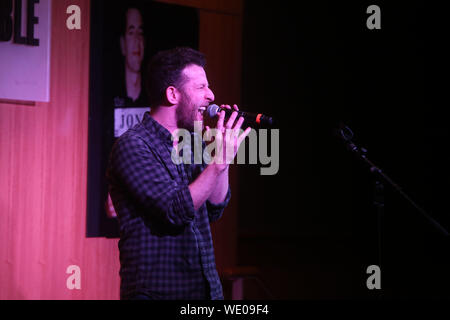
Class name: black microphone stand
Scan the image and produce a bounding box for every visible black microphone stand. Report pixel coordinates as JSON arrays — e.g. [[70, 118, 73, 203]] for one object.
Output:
[[338, 125, 448, 237], [337, 125, 449, 294]]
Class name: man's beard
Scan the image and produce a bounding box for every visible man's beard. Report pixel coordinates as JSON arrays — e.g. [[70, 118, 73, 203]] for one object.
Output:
[[176, 93, 201, 132]]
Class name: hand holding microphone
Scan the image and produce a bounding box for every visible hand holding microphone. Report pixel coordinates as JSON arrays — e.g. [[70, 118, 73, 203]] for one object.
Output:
[[204, 104, 252, 171]]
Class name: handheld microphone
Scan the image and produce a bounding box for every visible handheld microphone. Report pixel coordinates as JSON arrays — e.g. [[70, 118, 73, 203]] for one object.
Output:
[[206, 104, 275, 128]]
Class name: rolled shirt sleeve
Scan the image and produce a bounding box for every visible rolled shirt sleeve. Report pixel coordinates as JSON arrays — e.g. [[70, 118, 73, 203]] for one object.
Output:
[[206, 186, 231, 222]]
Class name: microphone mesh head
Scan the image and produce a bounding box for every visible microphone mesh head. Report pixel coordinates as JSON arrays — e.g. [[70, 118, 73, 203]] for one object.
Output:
[[207, 104, 220, 117]]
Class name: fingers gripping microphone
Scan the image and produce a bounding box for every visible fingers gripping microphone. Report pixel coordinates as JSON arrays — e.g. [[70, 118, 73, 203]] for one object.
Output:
[[206, 104, 275, 128]]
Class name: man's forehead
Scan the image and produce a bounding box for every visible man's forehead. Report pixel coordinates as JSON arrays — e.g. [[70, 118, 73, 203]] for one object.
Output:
[[183, 65, 208, 82], [126, 8, 143, 27]]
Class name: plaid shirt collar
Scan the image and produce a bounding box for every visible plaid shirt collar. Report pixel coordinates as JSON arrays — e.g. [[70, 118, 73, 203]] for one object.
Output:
[[142, 112, 173, 147]]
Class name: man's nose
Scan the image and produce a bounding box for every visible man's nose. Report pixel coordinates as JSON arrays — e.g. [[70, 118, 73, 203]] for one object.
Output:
[[206, 87, 215, 102], [132, 35, 142, 45]]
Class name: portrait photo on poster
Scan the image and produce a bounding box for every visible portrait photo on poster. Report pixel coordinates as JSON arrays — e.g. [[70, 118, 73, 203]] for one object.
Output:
[[87, 0, 199, 237]]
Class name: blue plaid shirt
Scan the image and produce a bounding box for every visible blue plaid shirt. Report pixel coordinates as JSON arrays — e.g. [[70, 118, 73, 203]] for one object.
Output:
[[107, 112, 230, 300]]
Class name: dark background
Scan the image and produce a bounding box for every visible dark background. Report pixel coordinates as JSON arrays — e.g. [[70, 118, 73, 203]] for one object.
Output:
[[239, 0, 450, 298]]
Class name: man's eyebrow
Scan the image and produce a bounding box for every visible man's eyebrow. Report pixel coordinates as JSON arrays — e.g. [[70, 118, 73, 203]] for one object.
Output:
[[127, 25, 144, 31]]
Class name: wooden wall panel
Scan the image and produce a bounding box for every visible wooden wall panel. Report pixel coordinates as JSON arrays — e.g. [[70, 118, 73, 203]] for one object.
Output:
[[0, 0, 120, 300], [198, 10, 243, 271]]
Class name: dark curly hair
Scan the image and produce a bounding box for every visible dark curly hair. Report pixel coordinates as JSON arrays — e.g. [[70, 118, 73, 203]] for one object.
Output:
[[145, 47, 206, 107]]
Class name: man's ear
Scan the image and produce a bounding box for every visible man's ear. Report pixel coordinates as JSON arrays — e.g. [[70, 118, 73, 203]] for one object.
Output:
[[120, 36, 126, 56], [166, 86, 180, 105]]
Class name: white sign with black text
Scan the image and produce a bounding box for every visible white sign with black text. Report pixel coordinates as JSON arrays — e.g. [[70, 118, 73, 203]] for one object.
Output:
[[0, 0, 52, 102]]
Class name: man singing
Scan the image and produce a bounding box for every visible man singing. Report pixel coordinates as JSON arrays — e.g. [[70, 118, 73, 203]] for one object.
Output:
[[107, 47, 250, 300]]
